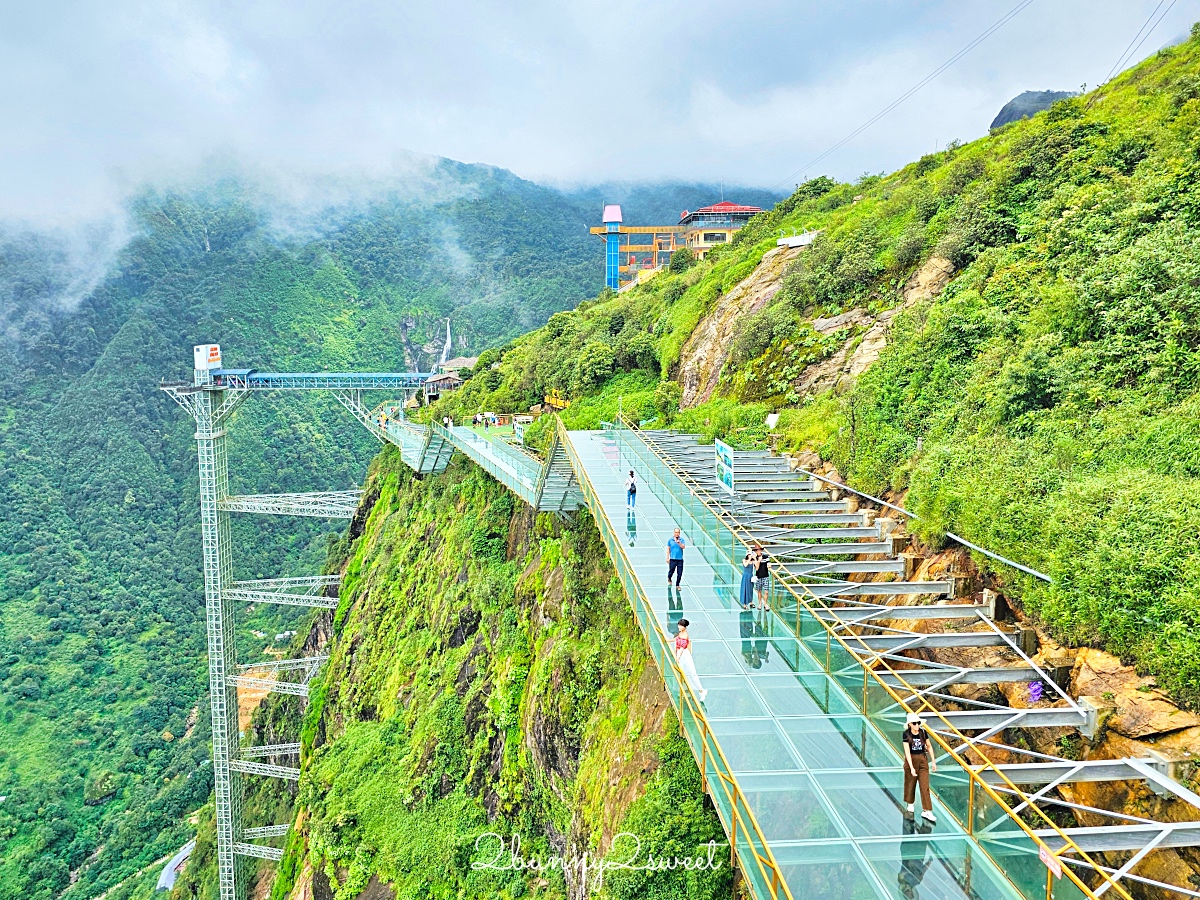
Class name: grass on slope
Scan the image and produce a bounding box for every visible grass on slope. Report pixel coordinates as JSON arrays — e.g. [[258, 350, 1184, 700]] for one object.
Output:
[[425, 24, 1200, 705], [232, 449, 734, 900]]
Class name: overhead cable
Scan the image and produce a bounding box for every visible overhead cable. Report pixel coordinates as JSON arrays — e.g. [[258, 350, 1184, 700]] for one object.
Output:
[[770, 0, 1037, 191]]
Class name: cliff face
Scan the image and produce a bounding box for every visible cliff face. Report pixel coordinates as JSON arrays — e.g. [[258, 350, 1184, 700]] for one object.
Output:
[[177, 447, 731, 900]]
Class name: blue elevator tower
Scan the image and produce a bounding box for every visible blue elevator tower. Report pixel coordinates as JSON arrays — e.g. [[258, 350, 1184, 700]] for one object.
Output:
[[602, 204, 622, 291]]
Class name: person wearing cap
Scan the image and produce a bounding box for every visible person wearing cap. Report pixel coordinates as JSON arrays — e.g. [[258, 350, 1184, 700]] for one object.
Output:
[[902, 712, 937, 822]]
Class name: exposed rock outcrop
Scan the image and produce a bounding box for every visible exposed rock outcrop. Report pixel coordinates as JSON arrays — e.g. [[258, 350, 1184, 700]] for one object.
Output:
[[677, 245, 802, 407], [794, 255, 955, 397]]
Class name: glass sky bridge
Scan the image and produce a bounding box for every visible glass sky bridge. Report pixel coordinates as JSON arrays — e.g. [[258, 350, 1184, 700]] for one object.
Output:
[[164, 349, 1200, 900]]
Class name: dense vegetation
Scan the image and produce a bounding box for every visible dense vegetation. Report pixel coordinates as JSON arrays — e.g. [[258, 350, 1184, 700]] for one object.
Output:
[[16, 21, 1200, 900], [428, 26, 1200, 709], [176, 450, 730, 900], [0, 160, 767, 900]]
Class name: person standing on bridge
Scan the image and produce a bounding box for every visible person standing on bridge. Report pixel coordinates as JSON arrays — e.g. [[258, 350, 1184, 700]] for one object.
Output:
[[625, 470, 637, 509], [902, 713, 937, 823], [740, 547, 756, 609], [667, 528, 686, 587], [754, 543, 771, 611], [674, 619, 706, 702]]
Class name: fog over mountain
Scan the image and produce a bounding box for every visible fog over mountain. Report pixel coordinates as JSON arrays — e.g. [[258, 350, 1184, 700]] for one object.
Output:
[[2, 1, 1195, 226]]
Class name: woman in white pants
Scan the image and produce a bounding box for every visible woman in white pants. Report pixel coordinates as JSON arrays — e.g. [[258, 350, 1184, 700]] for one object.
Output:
[[674, 618, 707, 702]]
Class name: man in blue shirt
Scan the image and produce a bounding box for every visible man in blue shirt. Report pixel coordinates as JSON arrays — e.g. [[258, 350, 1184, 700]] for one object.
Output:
[[667, 528, 686, 587]]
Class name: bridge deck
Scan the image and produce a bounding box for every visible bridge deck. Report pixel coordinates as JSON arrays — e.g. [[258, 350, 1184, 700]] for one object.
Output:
[[562, 430, 1020, 900], [359, 408, 1184, 899]]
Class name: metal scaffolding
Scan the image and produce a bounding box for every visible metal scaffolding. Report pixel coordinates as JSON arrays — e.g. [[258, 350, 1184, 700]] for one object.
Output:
[[162, 348, 432, 900]]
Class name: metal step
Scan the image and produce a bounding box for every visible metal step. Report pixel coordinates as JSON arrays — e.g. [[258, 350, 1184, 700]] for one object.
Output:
[[853, 632, 1010, 651], [782, 559, 906, 575], [925, 707, 1088, 731], [811, 600, 980, 620], [756, 526, 881, 540], [875, 666, 1040, 687], [759, 513, 868, 525], [772, 541, 893, 557], [805, 581, 952, 597]]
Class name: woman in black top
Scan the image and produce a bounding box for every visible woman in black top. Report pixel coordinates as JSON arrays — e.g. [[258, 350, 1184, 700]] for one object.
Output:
[[754, 544, 770, 610], [902, 712, 937, 822]]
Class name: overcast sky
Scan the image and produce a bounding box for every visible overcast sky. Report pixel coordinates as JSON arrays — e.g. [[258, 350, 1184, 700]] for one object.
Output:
[[2, 0, 1196, 223]]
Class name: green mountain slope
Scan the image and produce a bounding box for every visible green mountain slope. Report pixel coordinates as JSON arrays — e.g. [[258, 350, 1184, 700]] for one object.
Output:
[[428, 24, 1200, 710], [0, 163, 772, 900], [176, 451, 731, 900], [169, 26, 1200, 900]]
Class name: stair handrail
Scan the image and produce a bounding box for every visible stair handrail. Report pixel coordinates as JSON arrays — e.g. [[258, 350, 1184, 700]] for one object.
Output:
[[796, 469, 1052, 583], [611, 415, 1127, 900]]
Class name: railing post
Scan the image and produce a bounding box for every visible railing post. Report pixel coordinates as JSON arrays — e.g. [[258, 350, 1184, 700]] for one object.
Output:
[[968, 778, 975, 835]]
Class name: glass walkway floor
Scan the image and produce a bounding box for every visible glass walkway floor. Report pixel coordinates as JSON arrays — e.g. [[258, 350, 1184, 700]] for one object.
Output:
[[357, 411, 1158, 899], [563, 429, 1033, 900]]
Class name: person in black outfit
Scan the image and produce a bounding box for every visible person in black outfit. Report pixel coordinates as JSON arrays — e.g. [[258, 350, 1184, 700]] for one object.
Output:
[[902, 712, 937, 822]]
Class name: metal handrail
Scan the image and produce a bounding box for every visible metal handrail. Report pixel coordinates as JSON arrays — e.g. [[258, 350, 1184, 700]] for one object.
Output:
[[556, 417, 793, 900], [797, 468, 1051, 583], [613, 415, 1129, 900]]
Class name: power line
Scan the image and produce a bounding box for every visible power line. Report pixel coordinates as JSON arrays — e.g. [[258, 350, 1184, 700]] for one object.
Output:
[[770, 0, 1036, 192], [1102, 0, 1168, 85], [1085, 0, 1179, 110], [1109, 0, 1178, 83]]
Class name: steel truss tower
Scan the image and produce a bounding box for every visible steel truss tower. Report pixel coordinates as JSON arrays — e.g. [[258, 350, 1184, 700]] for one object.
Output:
[[163, 347, 431, 900]]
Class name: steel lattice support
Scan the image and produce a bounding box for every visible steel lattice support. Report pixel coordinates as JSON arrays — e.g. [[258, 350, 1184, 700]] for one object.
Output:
[[163, 350, 440, 900], [219, 491, 362, 518], [167, 371, 244, 900]]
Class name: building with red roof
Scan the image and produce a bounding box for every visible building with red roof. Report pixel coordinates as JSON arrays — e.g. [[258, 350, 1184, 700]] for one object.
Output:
[[678, 200, 763, 256], [589, 199, 764, 290]]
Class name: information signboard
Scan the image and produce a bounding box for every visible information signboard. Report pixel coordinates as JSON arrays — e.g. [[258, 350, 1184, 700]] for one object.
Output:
[[714, 438, 735, 494]]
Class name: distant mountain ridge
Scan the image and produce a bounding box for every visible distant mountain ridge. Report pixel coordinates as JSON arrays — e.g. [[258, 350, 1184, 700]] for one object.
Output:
[[990, 89, 1076, 129], [0, 159, 781, 900]]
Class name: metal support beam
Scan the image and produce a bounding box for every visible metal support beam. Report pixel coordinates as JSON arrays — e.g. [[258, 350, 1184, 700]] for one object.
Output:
[[225, 588, 338, 609], [805, 582, 954, 598], [243, 825, 291, 839], [853, 632, 1010, 651], [228, 675, 309, 698], [237, 656, 328, 674], [241, 743, 301, 758], [233, 575, 340, 591], [875, 666, 1041, 687], [229, 759, 301, 780], [813, 602, 986, 622], [1034, 823, 1200, 853], [220, 491, 362, 518], [233, 842, 284, 861], [924, 708, 1088, 731], [161, 379, 243, 900]]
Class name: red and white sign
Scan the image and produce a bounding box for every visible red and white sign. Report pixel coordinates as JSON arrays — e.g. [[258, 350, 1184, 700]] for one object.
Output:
[[194, 344, 222, 370], [1039, 844, 1062, 879]]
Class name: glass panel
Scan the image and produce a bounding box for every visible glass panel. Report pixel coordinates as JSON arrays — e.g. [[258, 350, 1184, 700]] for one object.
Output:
[[973, 789, 1046, 900]]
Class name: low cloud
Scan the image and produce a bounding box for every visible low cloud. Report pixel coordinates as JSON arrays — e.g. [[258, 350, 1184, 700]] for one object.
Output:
[[0, 1, 1193, 227]]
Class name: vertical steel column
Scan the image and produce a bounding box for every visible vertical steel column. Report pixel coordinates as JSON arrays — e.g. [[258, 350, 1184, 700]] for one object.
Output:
[[194, 367, 243, 900], [606, 220, 621, 291]]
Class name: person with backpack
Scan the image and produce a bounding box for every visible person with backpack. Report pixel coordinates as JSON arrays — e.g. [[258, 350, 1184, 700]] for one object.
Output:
[[625, 470, 637, 508], [902, 713, 937, 822]]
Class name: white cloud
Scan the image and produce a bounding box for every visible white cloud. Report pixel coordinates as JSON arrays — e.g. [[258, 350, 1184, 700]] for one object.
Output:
[[0, 0, 1194, 223]]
